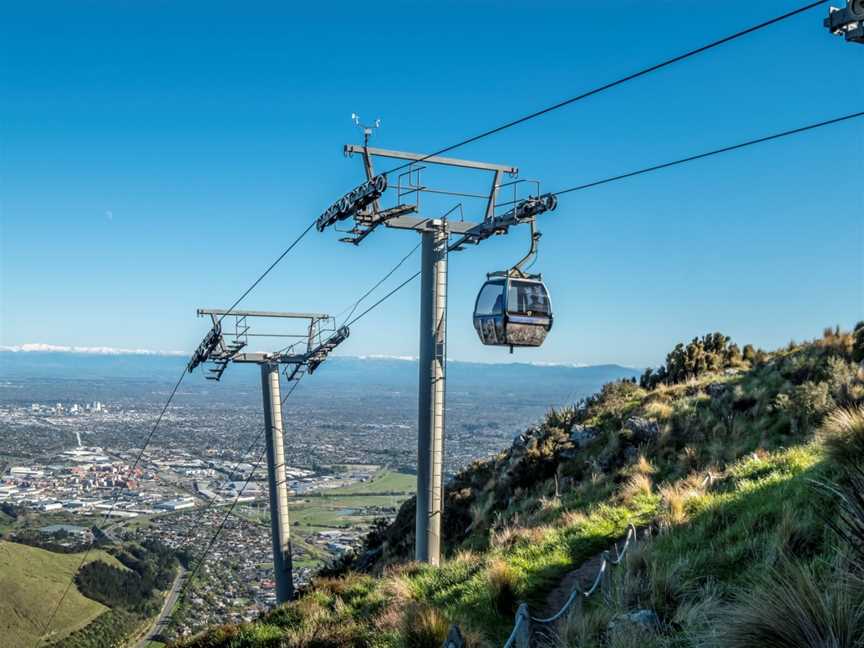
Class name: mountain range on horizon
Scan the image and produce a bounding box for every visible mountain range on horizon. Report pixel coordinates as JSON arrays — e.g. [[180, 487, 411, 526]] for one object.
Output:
[[0, 346, 641, 386]]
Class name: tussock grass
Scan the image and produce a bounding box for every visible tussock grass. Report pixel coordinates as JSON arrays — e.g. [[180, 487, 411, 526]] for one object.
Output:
[[620, 473, 653, 505], [180, 326, 864, 648], [486, 559, 518, 617], [399, 602, 450, 648], [644, 400, 674, 421], [658, 483, 694, 528], [717, 562, 864, 648], [819, 406, 864, 469]]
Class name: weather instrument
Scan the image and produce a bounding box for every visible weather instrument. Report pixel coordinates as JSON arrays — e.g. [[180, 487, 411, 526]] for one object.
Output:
[[825, 0, 864, 43]]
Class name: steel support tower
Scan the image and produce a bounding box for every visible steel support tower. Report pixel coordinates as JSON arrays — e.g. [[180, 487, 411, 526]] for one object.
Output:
[[316, 134, 557, 565], [187, 309, 349, 603], [260, 362, 293, 602], [415, 224, 448, 564]]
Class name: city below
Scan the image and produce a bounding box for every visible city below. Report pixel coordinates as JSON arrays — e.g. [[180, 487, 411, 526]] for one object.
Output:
[[0, 352, 638, 641]]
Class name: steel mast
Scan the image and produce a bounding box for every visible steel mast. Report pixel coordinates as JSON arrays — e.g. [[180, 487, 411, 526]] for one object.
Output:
[[188, 309, 349, 602], [316, 121, 558, 565]]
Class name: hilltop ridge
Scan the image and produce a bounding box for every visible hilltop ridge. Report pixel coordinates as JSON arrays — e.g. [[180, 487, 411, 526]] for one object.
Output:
[[174, 324, 864, 647]]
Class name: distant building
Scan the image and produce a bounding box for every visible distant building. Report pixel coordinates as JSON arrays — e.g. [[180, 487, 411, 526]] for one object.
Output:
[[0, 485, 18, 499], [9, 467, 44, 479], [325, 542, 352, 555], [39, 524, 90, 538], [155, 497, 195, 511], [60, 448, 110, 463]]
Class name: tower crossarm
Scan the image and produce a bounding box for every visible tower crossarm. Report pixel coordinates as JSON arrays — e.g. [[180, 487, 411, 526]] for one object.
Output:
[[449, 193, 558, 251], [304, 326, 350, 374]]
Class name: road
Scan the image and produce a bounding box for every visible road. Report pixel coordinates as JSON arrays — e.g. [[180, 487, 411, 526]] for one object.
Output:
[[132, 565, 187, 648]]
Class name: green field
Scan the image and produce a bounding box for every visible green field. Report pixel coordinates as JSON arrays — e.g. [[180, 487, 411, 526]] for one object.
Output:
[[320, 469, 415, 495], [0, 510, 106, 538], [234, 469, 414, 569], [0, 540, 126, 648]]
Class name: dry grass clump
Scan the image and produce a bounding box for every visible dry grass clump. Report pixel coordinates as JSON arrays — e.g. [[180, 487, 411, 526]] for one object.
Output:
[[620, 473, 653, 505], [550, 604, 613, 648], [632, 454, 656, 477], [557, 509, 589, 529], [381, 572, 416, 606], [400, 601, 451, 648], [718, 562, 864, 648], [469, 492, 495, 532], [487, 558, 519, 617], [644, 400, 674, 421], [658, 477, 707, 528], [538, 495, 562, 514], [819, 406, 864, 469], [489, 515, 522, 550]]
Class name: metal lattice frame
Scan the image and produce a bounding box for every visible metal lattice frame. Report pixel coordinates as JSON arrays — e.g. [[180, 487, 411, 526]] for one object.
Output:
[[315, 140, 559, 567], [186, 308, 349, 605]]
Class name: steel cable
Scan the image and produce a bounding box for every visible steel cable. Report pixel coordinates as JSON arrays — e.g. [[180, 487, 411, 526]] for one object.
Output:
[[34, 219, 318, 647], [381, 1, 829, 177], [167, 376, 304, 632], [552, 110, 864, 196]]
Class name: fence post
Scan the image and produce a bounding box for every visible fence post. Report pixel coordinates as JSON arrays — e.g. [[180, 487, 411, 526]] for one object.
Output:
[[600, 556, 613, 606], [442, 624, 465, 648], [514, 603, 532, 648]]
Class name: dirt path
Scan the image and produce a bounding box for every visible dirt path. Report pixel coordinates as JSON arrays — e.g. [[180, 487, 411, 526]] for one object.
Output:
[[539, 529, 644, 619], [540, 552, 606, 618]]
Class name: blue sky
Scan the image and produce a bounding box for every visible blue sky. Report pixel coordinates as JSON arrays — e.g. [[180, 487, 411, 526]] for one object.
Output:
[[1, 0, 862, 367]]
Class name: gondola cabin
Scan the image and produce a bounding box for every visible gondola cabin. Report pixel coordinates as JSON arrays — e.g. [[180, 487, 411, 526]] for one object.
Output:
[[473, 273, 552, 349]]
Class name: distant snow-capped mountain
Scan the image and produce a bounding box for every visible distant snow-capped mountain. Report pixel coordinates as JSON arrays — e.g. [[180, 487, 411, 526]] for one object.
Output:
[[0, 343, 186, 356]]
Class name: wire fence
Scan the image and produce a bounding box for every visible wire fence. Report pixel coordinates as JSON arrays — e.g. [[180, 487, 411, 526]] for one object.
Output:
[[489, 473, 717, 648], [500, 523, 638, 648]]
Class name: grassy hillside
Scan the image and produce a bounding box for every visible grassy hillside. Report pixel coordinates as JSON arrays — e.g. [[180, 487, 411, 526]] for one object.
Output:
[[0, 540, 126, 648], [175, 325, 864, 647]]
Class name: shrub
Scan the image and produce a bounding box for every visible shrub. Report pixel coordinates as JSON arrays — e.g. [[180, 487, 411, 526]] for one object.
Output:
[[853, 322, 864, 364], [641, 333, 747, 389], [776, 382, 835, 435], [824, 357, 860, 406]]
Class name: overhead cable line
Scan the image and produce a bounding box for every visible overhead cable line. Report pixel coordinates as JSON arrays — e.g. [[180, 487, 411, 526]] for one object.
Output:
[[216, 220, 317, 326], [37, 221, 318, 646], [337, 241, 423, 326], [343, 270, 422, 328], [171, 375, 304, 625], [552, 110, 864, 196], [176, 442, 267, 606], [339, 109, 864, 331], [380, 0, 829, 176]]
